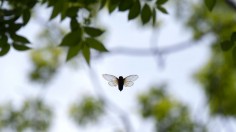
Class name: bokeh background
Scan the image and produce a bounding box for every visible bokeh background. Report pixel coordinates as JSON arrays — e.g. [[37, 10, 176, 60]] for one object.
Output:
[[0, 0, 236, 132]]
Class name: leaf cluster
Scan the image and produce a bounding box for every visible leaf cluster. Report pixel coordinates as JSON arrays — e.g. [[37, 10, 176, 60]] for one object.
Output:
[[0, 0, 34, 55], [184, 0, 236, 118], [0, 0, 170, 64], [29, 47, 62, 84], [28, 25, 65, 84], [185, 1, 236, 64], [53, 0, 169, 64], [69, 96, 104, 126], [60, 24, 108, 64], [195, 43, 236, 117], [42, 0, 109, 64], [109, 0, 169, 25], [138, 85, 206, 132], [0, 98, 52, 132], [220, 32, 236, 62]]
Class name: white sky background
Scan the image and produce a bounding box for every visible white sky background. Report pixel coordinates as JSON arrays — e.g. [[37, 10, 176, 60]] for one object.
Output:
[[0, 2, 236, 132]]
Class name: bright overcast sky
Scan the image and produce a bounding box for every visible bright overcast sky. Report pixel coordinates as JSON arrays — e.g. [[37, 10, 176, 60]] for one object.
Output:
[[1, 4, 227, 132]]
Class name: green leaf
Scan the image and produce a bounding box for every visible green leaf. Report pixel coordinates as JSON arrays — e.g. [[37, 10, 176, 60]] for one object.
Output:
[[118, 0, 132, 11], [141, 4, 152, 24], [5, 14, 20, 23], [128, 0, 141, 20], [60, 9, 67, 21], [85, 38, 108, 52], [48, 0, 57, 7], [230, 32, 236, 42], [2, 9, 15, 16], [60, 30, 82, 47], [50, 1, 64, 20], [156, 0, 168, 5], [83, 0, 97, 5], [8, 23, 23, 32], [84, 27, 104, 37], [100, 0, 107, 9], [0, 35, 8, 42], [11, 34, 30, 44], [152, 8, 156, 26], [108, 0, 120, 13], [82, 45, 91, 65], [0, 41, 10, 56], [157, 6, 168, 14], [12, 43, 31, 51], [70, 18, 80, 31], [66, 44, 81, 61], [220, 40, 234, 51], [22, 10, 31, 25], [42, 0, 47, 4], [66, 7, 78, 17], [204, 0, 216, 11]]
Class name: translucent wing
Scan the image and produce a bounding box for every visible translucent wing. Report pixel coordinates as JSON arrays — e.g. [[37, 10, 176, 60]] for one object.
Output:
[[124, 81, 134, 87], [124, 75, 138, 87], [102, 74, 118, 87], [124, 75, 138, 82], [108, 81, 118, 87], [102, 74, 118, 81]]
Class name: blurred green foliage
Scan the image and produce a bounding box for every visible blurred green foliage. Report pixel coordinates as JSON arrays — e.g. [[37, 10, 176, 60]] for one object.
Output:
[[29, 25, 64, 84], [204, 0, 217, 11], [186, 1, 236, 40], [138, 85, 207, 132], [69, 96, 104, 126], [185, 0, 236, 63], [195, 44, 236, 116], [184, 0, 236, 117], [0, 98, 52, 132], [29, 46, 62, 84]]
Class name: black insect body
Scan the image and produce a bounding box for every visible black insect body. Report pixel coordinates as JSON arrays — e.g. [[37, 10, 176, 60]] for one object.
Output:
[[118, 76, 124, 91], [102, 74, 138, 91]]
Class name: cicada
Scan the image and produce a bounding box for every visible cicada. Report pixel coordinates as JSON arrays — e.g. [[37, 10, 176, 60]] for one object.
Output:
[[102, 74, 138, 91]]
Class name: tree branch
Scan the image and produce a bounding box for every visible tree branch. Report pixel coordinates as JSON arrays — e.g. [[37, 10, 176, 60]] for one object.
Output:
[[93, 39, 196, 60], [110, 40, 193, 56]]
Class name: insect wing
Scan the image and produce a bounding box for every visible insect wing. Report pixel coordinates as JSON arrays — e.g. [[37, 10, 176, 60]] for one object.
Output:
[[124, 75, 138, 87], [108, 81, 118, 87], [124, 81, 134, 87], [102, 74, 118, 87], [102, 74, 117, 81], [124, 75, 138, 82]]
